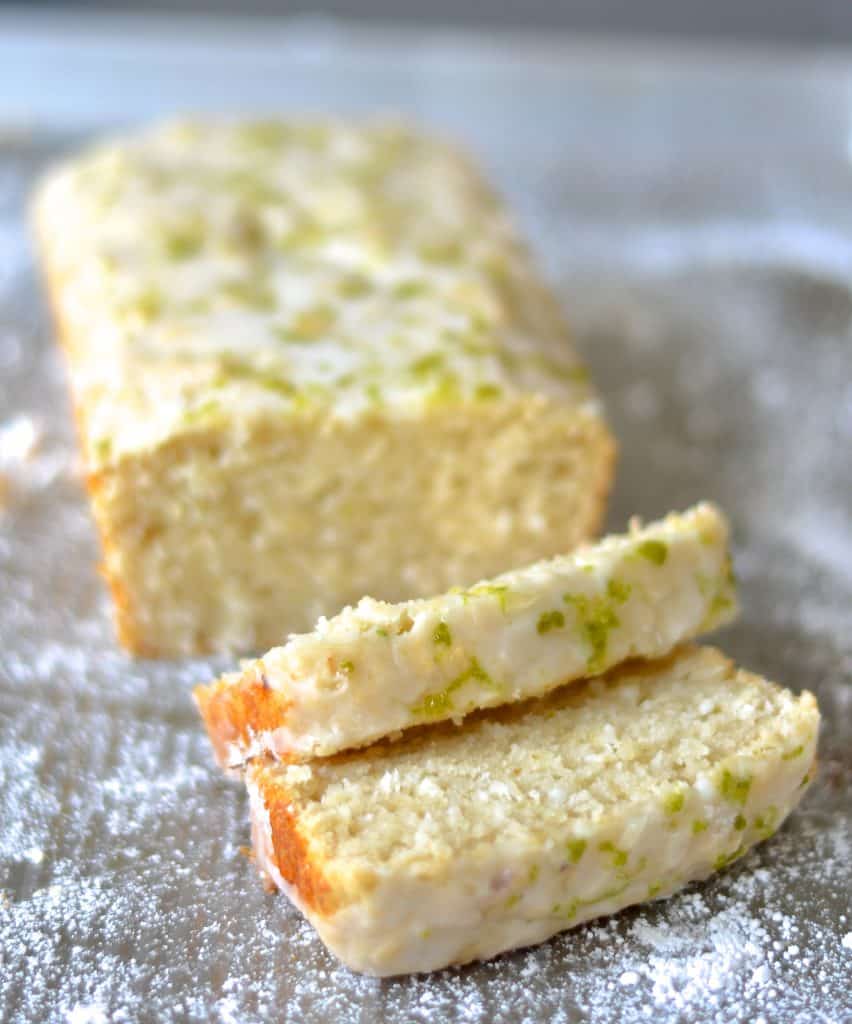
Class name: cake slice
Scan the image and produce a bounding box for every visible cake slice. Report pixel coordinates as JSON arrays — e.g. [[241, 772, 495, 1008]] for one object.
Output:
[[32, 117, 614, 656], [195, 503, 736, 767], [247, 645, 819, 976]]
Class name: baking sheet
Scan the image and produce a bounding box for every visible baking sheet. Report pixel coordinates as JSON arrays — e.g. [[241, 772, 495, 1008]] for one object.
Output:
[[0, 18, 850, 1023]]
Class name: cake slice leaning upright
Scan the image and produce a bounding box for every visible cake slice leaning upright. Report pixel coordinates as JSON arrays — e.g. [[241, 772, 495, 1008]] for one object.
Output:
[[196, 503, 737, 767], [32, 117, 614, 656], [247, 645, 820, 976]]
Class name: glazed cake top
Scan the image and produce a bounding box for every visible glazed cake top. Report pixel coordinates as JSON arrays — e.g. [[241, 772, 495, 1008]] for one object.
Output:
[[35, 118, 597, 462]]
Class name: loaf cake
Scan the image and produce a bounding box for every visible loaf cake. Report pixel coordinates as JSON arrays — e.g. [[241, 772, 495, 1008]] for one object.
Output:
[[197, 503, 737, 767], [32, 118, 615, 656], [247, 645, 819, 975]]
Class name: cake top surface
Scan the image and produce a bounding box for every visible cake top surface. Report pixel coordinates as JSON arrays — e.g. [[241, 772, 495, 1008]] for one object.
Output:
[[253, 646, 818, 871], [35, 118, 596, 462]]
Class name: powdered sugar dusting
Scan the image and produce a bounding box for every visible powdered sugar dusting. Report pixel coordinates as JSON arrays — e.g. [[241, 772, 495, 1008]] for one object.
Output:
[[2, 46, 852, 1024]]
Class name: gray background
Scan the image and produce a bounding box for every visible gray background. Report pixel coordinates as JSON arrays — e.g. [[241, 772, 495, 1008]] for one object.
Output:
[[8, 0, 852, 47]]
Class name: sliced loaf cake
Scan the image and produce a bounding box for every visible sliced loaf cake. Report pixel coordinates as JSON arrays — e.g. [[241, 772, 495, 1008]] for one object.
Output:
[[247, 645, 818, 975]]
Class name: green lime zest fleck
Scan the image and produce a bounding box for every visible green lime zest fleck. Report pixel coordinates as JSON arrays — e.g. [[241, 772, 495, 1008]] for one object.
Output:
[[278, 217, 326, 250], [528, 864, 540, 883], [564, 364, 590, 384], [392, 279, 428, 300], [162, 225, 204, 260], [223, 170, 284, 206], [339, 660, 355, 675], [226, 210, 266, 252], [692, 819, 708, 835], [577, 878, 632, 909], [473, 383, 503, 401], [504, 891, 521, 910], [466, 657, 493, 686], [365, 382, 383, 406], [718, 769, 753, 807], [184, 297, 212, 316], [752, 806, 779, 839], [536, 356, 590, 385], [566, 839, 587, 864], [338, 273, 371, 299], [695, 572, 713, 597], [426, 373, 461, 405], [563, 593, 620, 673], [648, 882, 663, 898], [410, 656, 495, 718], [607, 578, 632, 603], [409, 353, 445, 378], [709, 592, 734, 617], [433, 621, 452, 647], [258, 374, 295, 396], [465, 583, 511, 613], [420, 239, 462, 264], [537, 610, 565, 635], [411, 688, 454, 719], [127, 285, 163, 323], [92, 437, 112, 461], [274, 305, 335, 343], [663, 790, 685, 815], [221, 278, 277, 312], [375, 627, 389, 637], [292, 383, 332, 411], [734, 814, 747, 831], [714, 846, 745, 871], [237, 120, 292, 149], [698, 564, 737, 630], [214, 356, 296, 400], [408, 353, 461, 404], [598, 840, 628, 868], [637, 539, 668, 565], [782, 744, 805, 761], [181, 398, 222, 425]]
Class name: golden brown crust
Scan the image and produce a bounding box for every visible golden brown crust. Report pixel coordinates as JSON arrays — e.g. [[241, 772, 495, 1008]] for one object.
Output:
[[194, 667, 294, 770], [250, 762, 339, 915]]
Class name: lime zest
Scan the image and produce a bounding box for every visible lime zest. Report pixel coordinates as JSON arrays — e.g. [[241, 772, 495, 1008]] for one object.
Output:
[[433, 622, 452, 647], [537, 610, 565, 635], [637, 539, 668, 565], [410, 656, 495, 718], [663, 790, 685, 815], [566, 839, 587, 864], [718, 768, 752, 807]]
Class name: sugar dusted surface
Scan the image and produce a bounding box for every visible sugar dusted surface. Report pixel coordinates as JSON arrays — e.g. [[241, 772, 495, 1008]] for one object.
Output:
[[3, 33, 852, 1024]]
